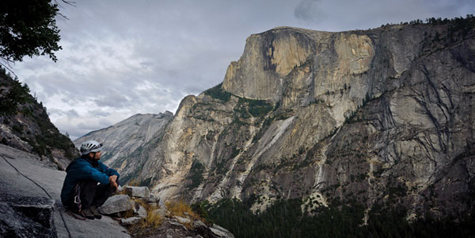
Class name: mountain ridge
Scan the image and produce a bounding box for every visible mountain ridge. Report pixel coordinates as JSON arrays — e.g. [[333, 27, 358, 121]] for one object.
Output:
[[79, 17, 475, 222], [74, 111, 174, 183]]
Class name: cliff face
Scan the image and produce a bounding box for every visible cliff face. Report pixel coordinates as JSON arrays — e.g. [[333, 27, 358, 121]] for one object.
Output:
[[0, 69, 78, 169], [74, 112, 173, 183], [99, 19, 473, 219]]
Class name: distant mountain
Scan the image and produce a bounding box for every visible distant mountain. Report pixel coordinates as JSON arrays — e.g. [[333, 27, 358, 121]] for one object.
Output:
[[0, 68, 78, 169], [77, 19, 475, 232], [99, 17, 475, 222], [74, 112, 173, 183]]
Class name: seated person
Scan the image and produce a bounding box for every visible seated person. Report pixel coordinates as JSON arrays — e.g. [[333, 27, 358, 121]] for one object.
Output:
[[61, 140, 119, 219]]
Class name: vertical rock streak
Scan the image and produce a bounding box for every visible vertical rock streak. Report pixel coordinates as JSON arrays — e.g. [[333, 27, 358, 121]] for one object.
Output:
[[106, 23, 474, 219]]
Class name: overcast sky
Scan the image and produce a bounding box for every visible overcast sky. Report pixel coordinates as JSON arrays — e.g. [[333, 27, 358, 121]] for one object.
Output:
[[10, 0, 474, 139]]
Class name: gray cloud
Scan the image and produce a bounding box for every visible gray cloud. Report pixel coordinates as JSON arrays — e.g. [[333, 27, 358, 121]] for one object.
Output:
[[94, 94, 130, 108], [11, 0, 474, 139], [87, 110, 111, 117], [295, 0, 325, 22]]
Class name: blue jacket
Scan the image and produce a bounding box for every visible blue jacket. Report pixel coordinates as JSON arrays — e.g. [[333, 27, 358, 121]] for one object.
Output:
[[60, 157, 120, 206]]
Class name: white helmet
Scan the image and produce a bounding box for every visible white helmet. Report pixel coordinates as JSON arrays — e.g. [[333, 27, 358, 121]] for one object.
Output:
[[80, 140, 103, 155]]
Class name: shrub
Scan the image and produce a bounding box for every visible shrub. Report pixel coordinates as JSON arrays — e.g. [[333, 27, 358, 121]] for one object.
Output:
[[186, 160, 205, 189], [128, 198, 163, 236], [166, 200, 201, 220], [204, 83, 232, 102]]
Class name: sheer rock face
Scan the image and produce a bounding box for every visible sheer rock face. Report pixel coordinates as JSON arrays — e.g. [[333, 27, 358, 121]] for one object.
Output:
[[99, 21, 473, 219]]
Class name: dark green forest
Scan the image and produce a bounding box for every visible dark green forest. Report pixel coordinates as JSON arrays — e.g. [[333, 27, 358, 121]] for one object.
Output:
[[193, 198, 475, 238]]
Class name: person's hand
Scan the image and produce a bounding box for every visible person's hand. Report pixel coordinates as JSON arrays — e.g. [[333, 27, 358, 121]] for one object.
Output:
[[109, 175, 118, 190]]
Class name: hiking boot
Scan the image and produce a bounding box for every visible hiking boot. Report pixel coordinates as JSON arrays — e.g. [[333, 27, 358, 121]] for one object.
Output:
[[90, 206, 102, 219], [65, 209, 86, 220], [81, 208, 95, 219]]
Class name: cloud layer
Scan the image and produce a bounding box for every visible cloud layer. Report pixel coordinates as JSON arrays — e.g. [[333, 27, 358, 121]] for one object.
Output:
[[11, 0, 474, 139]]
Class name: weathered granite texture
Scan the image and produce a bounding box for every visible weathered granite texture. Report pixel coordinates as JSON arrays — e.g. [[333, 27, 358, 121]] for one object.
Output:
[[83, 19, 474, 221], [0, 144, 130, 238], [74, 112, 173, 184]]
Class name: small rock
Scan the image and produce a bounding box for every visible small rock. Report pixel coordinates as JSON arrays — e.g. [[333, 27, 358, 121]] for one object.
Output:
[[158, 198, 165, 207], [174, 215, 191, 224], [124, 186, 150, 198], [121, 216, 142, 225], [192, 220, 207, 230], [99, 195, 134, 215], [210, 224, 234, 238], [169, 221, 188, 230], [136, 205, 147, 218]]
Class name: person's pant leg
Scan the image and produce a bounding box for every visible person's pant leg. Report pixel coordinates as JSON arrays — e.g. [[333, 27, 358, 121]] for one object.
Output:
[[77, 180, 98, 210], [92, 183, 116, 207]]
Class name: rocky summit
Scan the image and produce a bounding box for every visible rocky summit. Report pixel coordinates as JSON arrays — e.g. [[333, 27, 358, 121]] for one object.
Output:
[[98, 18, 475, 221]]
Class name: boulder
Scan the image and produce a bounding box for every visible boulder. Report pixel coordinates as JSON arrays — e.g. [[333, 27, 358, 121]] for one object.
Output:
[[0, 195, 56, 238], [144, 194, 160, 204], [124, 186, 150, 198], [99, 194, 134, 215], [174, 216, 191, 224]]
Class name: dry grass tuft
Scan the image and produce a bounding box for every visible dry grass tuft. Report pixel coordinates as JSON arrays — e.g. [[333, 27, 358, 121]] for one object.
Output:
[[135, 198, 163, 227], [127, 199, 205, 237], [128, 198, 163, 236], [120, 208, 135, 218], [142, 207, 163, 228], [166, 200, 201, 220]]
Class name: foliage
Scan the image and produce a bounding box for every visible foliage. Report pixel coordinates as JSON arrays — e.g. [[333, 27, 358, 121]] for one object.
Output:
[[378, 14, 475, 54], [29, 106, 74, 158], [196, 198, 366, 238], [191, 200, 211, 221], [0, 67, 77, 160], [0, 68, 32, 115], [238, 97, 274, 118], [204, 83, 232, 102], [379, 14, 474, 29], [233, 97, 273, 121], [166, 200, 201, 221], [127, 199, 163, 236], [186, 159, 205, 189], [0, 0, 62, 62], [195, 198, 475, 238]]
